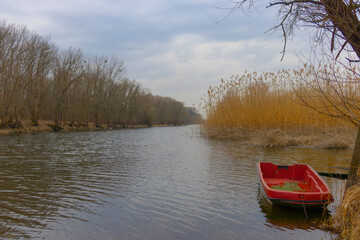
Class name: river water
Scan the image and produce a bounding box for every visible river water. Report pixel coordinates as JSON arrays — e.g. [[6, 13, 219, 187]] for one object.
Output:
[[0, 125, 352, 239]]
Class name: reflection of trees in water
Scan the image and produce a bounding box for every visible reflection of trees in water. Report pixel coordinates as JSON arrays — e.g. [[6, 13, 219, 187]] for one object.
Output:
[[0, 132, 138, 239], [257, 188, 330, 232]]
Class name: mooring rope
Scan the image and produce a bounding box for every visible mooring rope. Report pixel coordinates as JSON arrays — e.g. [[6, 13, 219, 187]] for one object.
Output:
[[300, 195, 308, 219]]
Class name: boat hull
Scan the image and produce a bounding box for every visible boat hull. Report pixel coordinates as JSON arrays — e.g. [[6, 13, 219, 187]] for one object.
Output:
[[257, 162, 333, 208]]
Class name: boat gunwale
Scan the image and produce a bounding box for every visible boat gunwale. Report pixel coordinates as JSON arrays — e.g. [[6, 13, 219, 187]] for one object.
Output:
[[257, 162, 334, 206]]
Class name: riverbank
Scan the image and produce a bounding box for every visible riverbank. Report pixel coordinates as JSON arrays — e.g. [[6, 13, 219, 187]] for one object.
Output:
[[0, 120, 171, 135], [322, 184, 360, 240], [201, 70, 360, 150], [201, 125, 357, 149]]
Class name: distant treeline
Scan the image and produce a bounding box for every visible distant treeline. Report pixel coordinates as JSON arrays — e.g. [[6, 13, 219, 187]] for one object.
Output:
[[0, 21, 201, 130]]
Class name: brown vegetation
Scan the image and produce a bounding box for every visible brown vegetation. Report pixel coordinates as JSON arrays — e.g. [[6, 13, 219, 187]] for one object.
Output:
[[0, 120, 176, 135], [335, 184, 360, 239], [322, 184, 360, 240], [0, 20, 201, 132], [200, 68, 358, 149]]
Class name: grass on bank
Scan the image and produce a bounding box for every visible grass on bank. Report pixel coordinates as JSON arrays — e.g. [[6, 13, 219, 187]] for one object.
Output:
[[335, 184, 360, 239], [201, 68, 358, 148], [0, 120, 173, 135], [322, 183, 360, 240]]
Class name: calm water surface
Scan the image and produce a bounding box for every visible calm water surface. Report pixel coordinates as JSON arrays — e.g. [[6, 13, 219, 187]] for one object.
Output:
[[0, 125, 352, 239]]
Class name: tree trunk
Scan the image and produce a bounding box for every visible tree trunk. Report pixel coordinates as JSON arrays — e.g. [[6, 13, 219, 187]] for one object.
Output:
[[346, 126, 360, 189], [321, 0, 360, 189]]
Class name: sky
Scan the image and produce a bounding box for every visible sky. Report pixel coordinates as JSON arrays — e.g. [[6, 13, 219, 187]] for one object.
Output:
[[0, 0, 312, 108]]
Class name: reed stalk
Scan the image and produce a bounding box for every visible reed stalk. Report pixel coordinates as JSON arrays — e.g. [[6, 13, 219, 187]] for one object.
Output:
[[201, 68, 358, 148]]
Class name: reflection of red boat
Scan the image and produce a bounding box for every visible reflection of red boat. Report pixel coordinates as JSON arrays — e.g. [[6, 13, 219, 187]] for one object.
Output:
[[257, 162, 333, 208]]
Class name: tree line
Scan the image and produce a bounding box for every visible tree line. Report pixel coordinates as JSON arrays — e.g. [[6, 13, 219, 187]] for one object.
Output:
[[0, 21, 200, 130]]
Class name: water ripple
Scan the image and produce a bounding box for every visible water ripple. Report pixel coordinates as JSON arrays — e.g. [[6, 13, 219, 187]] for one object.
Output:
[[0, 126, 351, 239]]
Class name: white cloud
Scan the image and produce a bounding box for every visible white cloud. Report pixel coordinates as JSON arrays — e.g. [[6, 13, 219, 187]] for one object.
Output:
[[0, 0, 312, 108], [127, 34, 310, 107]]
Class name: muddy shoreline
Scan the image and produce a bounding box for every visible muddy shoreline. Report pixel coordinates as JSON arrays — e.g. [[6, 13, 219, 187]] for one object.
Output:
[[201, 125, 357, 149], [0, 120, 173, 136]]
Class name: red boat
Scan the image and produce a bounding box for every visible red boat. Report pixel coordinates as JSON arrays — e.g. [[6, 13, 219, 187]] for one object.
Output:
[[257, 162, 333, 208]]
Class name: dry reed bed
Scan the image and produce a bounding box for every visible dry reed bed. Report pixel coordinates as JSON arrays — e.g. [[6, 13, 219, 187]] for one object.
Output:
[[201, 68, 360, 149], [202, 125, 356, 149], [326, 184, 360, 240]]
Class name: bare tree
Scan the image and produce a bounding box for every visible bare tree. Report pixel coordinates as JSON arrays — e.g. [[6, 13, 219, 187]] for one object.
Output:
[[139, 92, 155, 127], [101, 56, 126, 127], [227, 0, 360, 60], [0, 21, 28, 127], [51, 47, 84, 130], [0, 21, 53, 128], [228, 0, 360, 188], [23, 34, 56, 126], [0, 20, 197, 135], [152, 96, 188, 125], [291, 61, 360, 125]]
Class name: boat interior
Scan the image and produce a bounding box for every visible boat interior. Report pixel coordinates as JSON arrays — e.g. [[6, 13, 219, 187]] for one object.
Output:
[[259, 163, 326, 193]]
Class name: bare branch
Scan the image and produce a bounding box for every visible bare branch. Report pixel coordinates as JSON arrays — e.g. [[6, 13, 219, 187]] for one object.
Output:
[[345, 57, 360, 62]]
